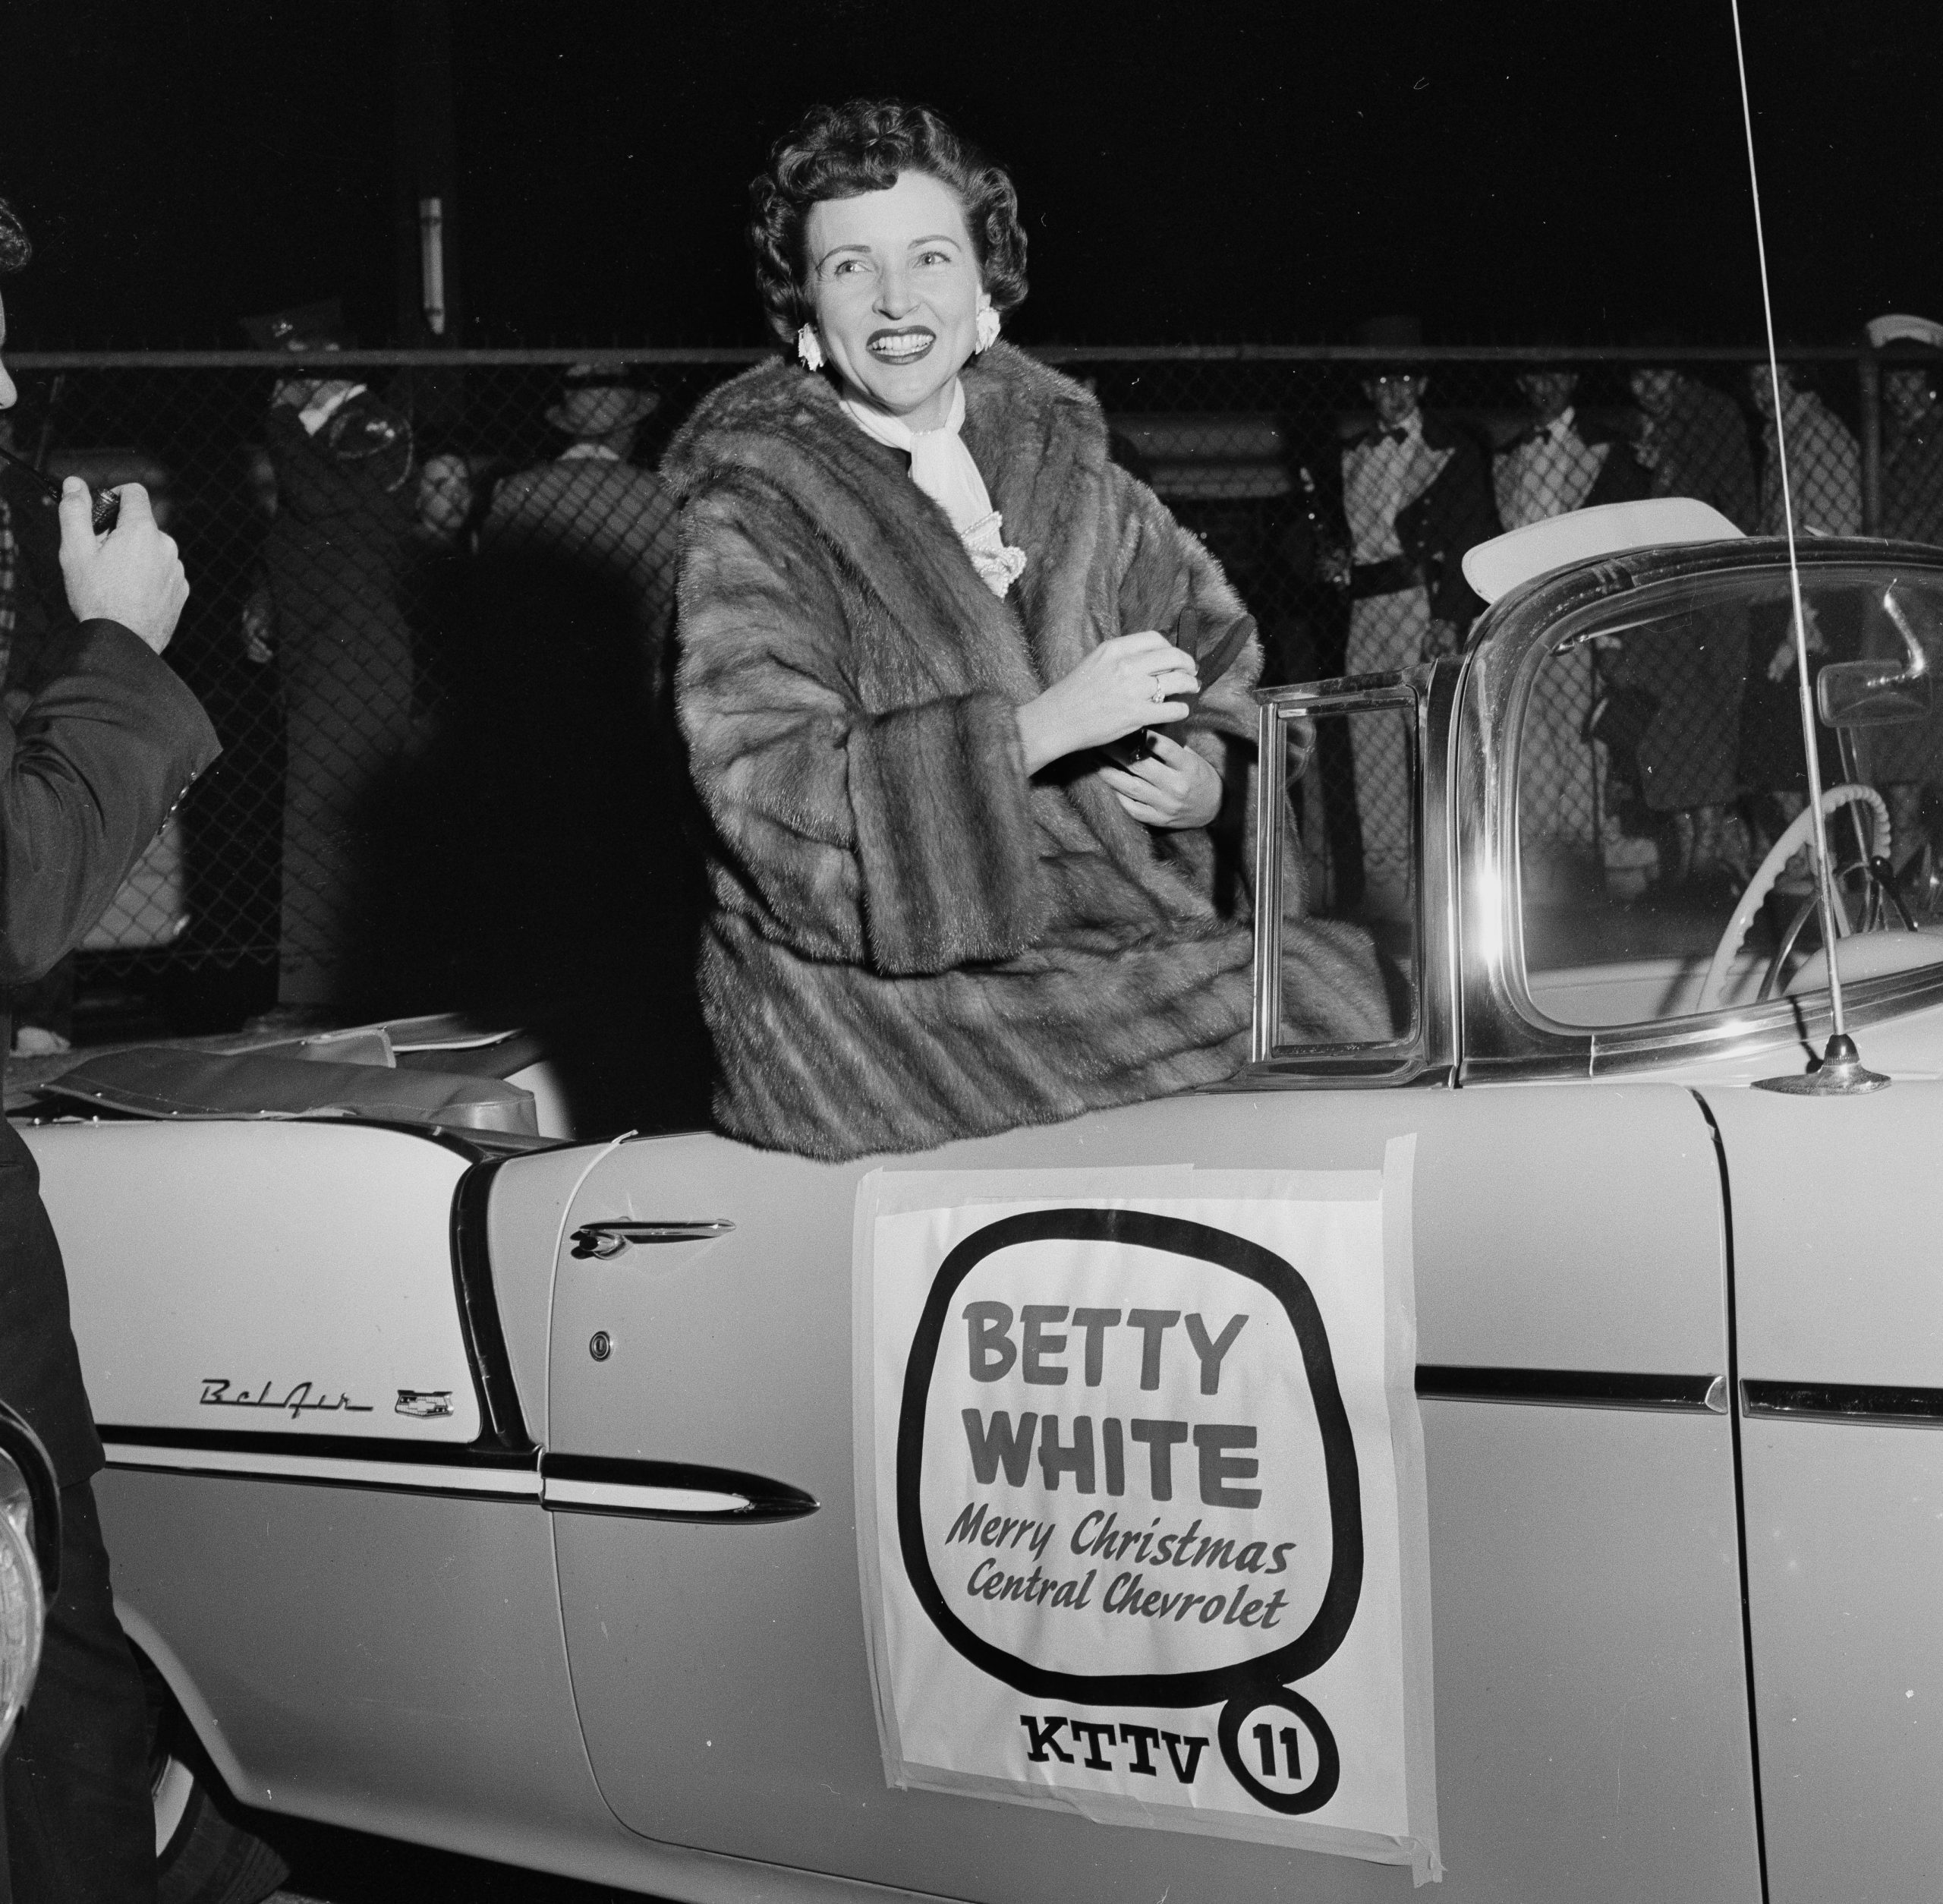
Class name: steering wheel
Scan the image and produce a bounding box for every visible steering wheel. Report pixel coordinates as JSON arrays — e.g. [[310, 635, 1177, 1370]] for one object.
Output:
[[1698, 783, 1891, 1013]]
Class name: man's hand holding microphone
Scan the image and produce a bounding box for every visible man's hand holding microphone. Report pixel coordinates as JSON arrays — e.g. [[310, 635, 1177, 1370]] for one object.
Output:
[[56, 478, 188, 654]]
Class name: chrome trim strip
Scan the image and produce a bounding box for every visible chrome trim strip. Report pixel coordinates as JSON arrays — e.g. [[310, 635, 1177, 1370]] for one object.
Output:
[[1422, 654, 1466, 1079], [540, 1454, 819, 1524], [1742, 1379, 1943, 1426], [1251, 695, 1285, 1065], [97, 1423, 531, 1461], [542, 1475, 751, 1517], [1416, 1366, 1727, 1413], [101, 1439, 540, 1499], [1255, 675, 1429, 711]]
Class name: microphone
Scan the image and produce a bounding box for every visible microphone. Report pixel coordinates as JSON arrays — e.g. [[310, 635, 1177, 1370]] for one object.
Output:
[[0, 443, 123, 533]]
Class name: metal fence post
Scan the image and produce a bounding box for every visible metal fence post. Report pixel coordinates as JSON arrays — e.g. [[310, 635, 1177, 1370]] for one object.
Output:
[[1860, 345, 1882, 535]]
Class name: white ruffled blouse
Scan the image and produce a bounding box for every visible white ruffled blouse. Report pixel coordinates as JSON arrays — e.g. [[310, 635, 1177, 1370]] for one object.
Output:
[[839, 378, 1028, 599]]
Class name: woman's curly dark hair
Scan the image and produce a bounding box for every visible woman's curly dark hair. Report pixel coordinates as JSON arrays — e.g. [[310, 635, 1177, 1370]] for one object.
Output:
[[748, 99, 1028, 345], [0, 197, 31, 276]]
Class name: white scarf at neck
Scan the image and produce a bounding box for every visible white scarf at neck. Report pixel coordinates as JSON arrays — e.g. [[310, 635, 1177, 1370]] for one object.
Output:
[[839, 378, 1026, 598]]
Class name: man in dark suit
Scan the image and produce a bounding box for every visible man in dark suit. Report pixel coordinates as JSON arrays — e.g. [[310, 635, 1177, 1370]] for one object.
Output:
[[244, 299, 417, 1021], [1628, 338, 1757, 532], [1493, 359, 1650, 528], [1337, 314, 1500, 914], [1614, 339, 1760, 888], [0, 195, 219, 1901], [483, 374, 678, 645], [1493, 357, 1653, 880]]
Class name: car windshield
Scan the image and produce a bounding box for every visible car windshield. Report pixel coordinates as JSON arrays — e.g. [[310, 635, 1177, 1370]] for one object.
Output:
[[1516, 564, 1943, 1028]]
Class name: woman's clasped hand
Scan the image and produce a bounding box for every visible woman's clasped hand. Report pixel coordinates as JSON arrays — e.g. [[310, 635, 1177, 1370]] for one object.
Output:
[[1016, 628, 1197, 767], [1014, 629, 1220, 828], [1097, 733, 1224, 829]]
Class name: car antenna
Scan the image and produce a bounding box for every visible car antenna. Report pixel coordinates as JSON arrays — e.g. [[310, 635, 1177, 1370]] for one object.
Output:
[[1730, 0, 1888, 1095]]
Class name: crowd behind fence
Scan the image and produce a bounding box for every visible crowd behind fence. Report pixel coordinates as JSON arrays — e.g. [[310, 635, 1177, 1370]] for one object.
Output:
[[0, 342, 1920, 1035]]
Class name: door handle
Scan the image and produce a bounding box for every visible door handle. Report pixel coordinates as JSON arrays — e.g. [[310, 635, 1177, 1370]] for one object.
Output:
[[569, 1219, 735, 1259]]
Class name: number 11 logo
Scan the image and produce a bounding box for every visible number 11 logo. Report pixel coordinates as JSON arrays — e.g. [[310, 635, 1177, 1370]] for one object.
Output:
[[1220, 1689, 1338, 1812], [1252, 1720, 1304, 1781]]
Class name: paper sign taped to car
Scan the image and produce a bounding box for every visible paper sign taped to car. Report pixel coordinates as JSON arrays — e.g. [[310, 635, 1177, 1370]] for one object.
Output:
[[853, 1149, 1440, 1882]]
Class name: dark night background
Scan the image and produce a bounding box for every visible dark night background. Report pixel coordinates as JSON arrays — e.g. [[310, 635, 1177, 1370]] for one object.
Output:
[[0, 0, 1935, 351]]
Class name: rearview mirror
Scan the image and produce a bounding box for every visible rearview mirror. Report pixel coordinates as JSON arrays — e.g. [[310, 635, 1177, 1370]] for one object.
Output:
[[1819, 588, 1937, 728], [1818, 659, 1935, 729]]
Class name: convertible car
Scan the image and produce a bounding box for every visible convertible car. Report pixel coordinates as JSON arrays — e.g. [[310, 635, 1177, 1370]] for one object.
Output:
[[15, 502, 1943, 1904]]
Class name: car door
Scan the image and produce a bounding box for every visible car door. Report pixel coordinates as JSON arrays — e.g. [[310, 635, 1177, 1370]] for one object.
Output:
[[1702, 1082, 1943, 1904], [534, 1077, 1758, 1903]]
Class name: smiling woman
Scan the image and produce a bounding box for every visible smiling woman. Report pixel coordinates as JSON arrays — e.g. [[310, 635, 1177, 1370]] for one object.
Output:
[[808, 172, 987, 429], [663, 100, 1390, 1160]]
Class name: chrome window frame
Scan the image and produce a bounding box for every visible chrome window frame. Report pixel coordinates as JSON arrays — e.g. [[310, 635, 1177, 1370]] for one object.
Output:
[[1454, 537, 1943, 1081], [1242, 667, 1460, 1088]]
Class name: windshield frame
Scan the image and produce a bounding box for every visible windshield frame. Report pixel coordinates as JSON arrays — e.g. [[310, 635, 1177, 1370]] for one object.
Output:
[[1456, 537, 1943, 1080]]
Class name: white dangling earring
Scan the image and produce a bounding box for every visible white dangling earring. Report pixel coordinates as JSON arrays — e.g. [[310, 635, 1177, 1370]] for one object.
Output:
[[795, 324, 825, 372], [974, 306, 1000, 354]]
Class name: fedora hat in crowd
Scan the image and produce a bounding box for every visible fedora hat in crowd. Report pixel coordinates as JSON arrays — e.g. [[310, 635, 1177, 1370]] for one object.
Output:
[[1628, 325, 1689, 370], [545, 378, 660, 437], [1353, 313, 1428, 372]]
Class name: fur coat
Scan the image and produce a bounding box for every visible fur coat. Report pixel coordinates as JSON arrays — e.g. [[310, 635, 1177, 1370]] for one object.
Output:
[[664, 342, 1387, 1160]]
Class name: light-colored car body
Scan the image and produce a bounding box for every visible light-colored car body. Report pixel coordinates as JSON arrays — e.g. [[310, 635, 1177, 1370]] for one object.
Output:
[[20, 528, 1943, 1903]]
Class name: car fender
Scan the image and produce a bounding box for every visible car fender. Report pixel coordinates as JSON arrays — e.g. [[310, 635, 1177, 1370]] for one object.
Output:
[[113, 1596, 269, 1808]]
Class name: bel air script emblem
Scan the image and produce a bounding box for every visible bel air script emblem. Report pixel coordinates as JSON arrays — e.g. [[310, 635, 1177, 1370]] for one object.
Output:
[[199, 1378, 375, 1420]]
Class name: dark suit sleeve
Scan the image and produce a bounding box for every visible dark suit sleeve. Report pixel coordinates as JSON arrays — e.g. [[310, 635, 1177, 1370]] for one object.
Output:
[[0, 619, 220, 985], [1401, 434, 1501, 627], [1586, 430, 1652, 508]]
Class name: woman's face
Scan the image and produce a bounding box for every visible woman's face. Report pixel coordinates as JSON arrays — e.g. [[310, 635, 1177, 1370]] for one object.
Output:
[[804, 169, 990, 432]]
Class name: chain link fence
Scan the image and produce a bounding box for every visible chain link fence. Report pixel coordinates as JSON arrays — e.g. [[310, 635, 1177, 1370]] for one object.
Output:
[[0, 343, 1923, 1037]]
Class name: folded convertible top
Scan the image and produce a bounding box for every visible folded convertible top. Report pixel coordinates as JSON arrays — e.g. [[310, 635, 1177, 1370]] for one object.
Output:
[[39, 1045, 539, 1136]]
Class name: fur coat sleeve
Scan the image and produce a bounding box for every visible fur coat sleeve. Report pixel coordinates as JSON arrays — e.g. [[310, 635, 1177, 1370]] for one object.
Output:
[[676, 468, 1049, 976]]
